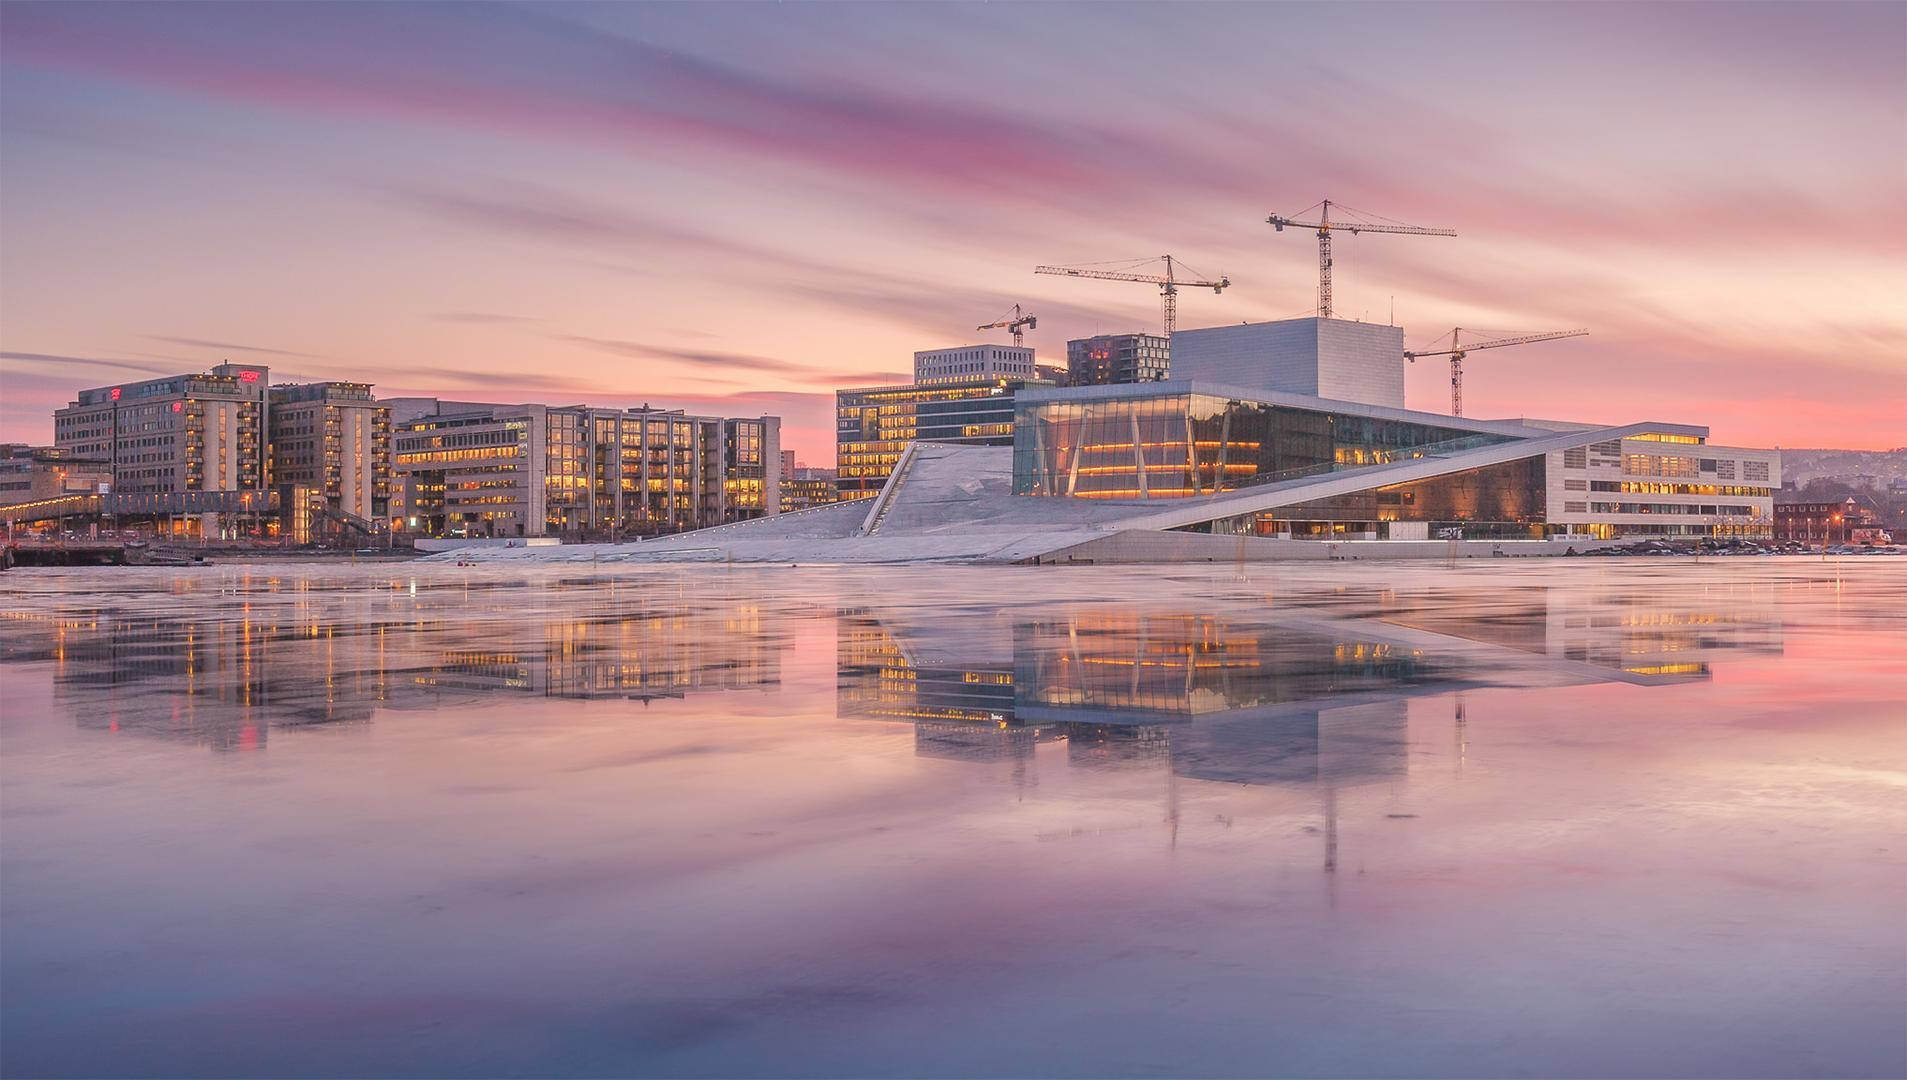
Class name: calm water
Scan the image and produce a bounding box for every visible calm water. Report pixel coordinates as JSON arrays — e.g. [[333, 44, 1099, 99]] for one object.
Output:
[[2, 559, 1903, 1079]]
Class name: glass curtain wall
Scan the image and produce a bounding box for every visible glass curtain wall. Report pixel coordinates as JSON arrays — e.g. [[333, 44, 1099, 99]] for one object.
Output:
[[1014, 392, 1506, 498]]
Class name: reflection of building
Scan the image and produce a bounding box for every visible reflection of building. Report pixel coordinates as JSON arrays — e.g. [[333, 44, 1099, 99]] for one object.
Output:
[[837, 583, 1783, 782], [1066, 333, 1169, 386], [835, 378, 1052, 498], [4, 585, 787, 752], [390, 401, 778, 539], [54, 363, 271, 494]]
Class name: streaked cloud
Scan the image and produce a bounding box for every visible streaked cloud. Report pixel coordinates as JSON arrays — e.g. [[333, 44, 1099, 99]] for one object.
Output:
[[0, 1, 1900, 457]]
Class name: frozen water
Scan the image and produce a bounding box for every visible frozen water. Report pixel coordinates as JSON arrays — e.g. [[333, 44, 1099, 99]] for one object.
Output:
[[2, 559, 1903, 1078]]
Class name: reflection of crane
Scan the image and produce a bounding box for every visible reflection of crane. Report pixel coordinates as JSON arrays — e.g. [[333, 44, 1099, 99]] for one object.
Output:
[[1405, 327, 1589, 416], [1034, 255, 1229, 337], [976, 303, 1037, 347], [1267, 200, 1455, 319]]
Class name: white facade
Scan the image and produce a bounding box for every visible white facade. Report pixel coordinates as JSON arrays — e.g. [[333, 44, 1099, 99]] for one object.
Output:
[[1170, 318, 1405, 408], [914, 344, 1035, 386], [1545, 432, 1780, 539]]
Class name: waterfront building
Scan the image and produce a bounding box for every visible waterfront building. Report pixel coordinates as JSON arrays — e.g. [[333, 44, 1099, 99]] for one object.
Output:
[[1776, 495, 1893, 546], [268, 382, 390, 525], [835, 376, 1052, 497], [1010, 381, 1779, 540], [1065, 333, 1170, 386], [0, 445, 111, 503], [53, 363, 271, 493], [913, 344, 1035, 386], [390, 400, 778, 539], [1170, 317, 1405, 408]]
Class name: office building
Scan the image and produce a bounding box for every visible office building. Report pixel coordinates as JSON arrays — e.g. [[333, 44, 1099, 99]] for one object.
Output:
[[1065, 333, 1169, 386], [391, 401, 778, 539], [0, 445, 111, 502], [53, 363, 271, 493], [1170, 317, 1405, 408], [269, 382, 391, 524], [914, 344, 1036, 386], [835, 376, 1051, 497], [782, 466, 840, 513]]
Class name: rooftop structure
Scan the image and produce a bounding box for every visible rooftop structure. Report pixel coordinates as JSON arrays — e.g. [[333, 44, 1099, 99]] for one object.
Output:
[[913, 344, 1035, 386], [1170, 317, 1405, 408]]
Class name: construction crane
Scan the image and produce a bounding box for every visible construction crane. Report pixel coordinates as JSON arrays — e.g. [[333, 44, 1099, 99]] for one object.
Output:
[[1034, 255, 1229, 337], [1405, 327, 1589, 416], [1267, 201, 1455, 320], [976, 303, 1037, 347]]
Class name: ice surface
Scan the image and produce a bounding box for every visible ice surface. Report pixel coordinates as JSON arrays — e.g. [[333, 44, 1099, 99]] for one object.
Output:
[[2, 559, 1903, 1078]]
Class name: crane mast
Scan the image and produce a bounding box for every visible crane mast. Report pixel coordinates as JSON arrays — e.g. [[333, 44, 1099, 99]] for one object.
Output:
[[1034, 255, 1229, 337], [976, 303, 1038, 347], [1405, 327, 1589, 416], [1267, 200, 1456, 319]]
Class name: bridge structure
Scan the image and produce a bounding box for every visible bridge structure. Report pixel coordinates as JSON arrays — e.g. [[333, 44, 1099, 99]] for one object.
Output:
[[0, 487, 384, 545]]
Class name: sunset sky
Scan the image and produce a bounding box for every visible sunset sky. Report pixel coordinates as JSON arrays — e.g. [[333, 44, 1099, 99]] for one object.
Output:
[[2, 1, 1902, 461]]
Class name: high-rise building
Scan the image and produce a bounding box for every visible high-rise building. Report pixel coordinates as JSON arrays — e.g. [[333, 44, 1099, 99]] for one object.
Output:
[[1170, 317, 1405, 407], [268, 382, 390, 523], [54, 363, 271, 493], [914, 344, 1035, 386], [390, 401, 778, 539], [1065, 333, 1170, 386], [835, 376, 1050, 498]]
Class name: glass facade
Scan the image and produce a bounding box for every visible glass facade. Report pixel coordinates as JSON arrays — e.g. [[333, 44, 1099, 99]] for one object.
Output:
[[1013, 390, 1508, 499], [837, 378, 1049, 498], [1226, 458, 1551, 539]]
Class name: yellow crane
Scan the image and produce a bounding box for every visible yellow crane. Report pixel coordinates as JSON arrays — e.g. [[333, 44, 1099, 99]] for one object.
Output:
[[1034, 255, 1229, 337], [1405, 327, 1589, 416], [1267, 200, 1456, 320], [976, 303, 1037, 347]]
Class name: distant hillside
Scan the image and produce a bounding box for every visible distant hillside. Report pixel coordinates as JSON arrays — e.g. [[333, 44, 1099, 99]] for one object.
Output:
[[1778, 447, 1907, 486]]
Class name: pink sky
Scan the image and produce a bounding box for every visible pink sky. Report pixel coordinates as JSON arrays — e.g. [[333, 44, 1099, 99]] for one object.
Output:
[[2, 2, 1902, 462]]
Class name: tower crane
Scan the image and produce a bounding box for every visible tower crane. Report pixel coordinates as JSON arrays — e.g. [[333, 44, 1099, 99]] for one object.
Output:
[[1405, 327, 1589, 416], [976, 303, 1037, 347], [1267, 201, 1455, 320], [1034, 255, 1229, 337]]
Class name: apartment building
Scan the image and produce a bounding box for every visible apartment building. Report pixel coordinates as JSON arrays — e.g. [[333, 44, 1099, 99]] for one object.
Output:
[[269, 382, 391, 523], [1065, 333, 1169, 386]]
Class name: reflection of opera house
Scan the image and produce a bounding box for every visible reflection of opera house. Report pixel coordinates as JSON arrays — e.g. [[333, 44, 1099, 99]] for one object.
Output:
[[448, 374, 1782, 565], [837, 583, 1783, 783]]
